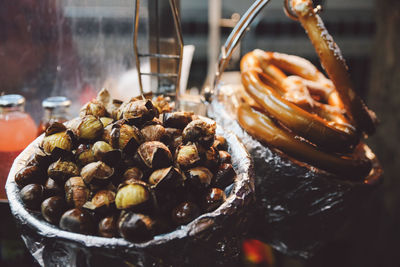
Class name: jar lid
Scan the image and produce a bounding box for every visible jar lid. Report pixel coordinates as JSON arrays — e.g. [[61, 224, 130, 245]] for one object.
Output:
[[0, 94, 25, 107], [42, 96, 71, 109]]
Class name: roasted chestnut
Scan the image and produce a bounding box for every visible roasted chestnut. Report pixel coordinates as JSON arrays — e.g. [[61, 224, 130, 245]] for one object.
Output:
[[59, 208, 95, 235], [148, 167, 183, 191], [218, 150, 232, 164], [26, 149, 53, 170], [80, 161, 114, 185], [15, 165, 46, 188], [171, 201, 200, 226], [47, 160, 80, 185], [203, 188, 226, 212], [202, 146, 220, 170], [98, 215, 118, 238], [41, 131, 73, 154], [185, 167, 213, 191], [75, 144, 96, 166], [45, 122, 67, 136], [175, 143, 201, 170], [71, 115, 104, 140], [44, 178, 64, 197], [141, 124, 166, 142], [80, 99, 106, 117], [136, 141, 172, 169], [162, 111, 193, 129], [164, 128, 183, 153], [19, 184, 44, 210], [182, 119, 216, 148], [84, 190, 115, 214], [123, 167, 144, 182], [41, 196, 68, 224], [213, 135, 228, 151], [100, 117, 114, 128], [108, 123, 143, 155], [65, 177, 90, 208], [92, 141, 112, 161], [118, 212, 155, 242], [115, 182, 151, 211], [117, 99, 158, 126], [213, 163, 236, 189]]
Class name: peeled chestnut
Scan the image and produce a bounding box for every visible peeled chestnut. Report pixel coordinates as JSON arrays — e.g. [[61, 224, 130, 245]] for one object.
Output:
[[47, 160, 80, 185], [213, 163, 236, 189], [141, 124, 166, 142], [203, 188, 226, 212], [182, 119, 216, 148], [118, 212, 155, 242], [136, 141, 172, 169], [115, 182, 151, 211], [59, 208, 94, 235], [15, 165, 46, 188], [65, 177, 90, 208], [175, 143, 201, 170], [75, 144, 95, 166], [44, 178, 64, 197], [148, 167, 183, 191], [80, 161, 114, 185], [41, 131, 73, 154], [218, 150, 232, 164], [171, 201, 200, 226], [20, 184, 44, 210], [98, 215, 118, 238], [185, 167, 213, 191], [162, 111, 193, 129], [71, 115, 104, 140], [80, 99, 106, 117], [41, 196, 68, 224]]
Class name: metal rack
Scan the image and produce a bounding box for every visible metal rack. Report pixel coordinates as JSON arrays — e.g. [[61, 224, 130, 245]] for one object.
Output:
[[133, 0, 183, 100]]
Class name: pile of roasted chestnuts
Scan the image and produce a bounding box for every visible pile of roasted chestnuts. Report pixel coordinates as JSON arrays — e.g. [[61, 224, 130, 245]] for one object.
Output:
[[15, 89, 236, 242]]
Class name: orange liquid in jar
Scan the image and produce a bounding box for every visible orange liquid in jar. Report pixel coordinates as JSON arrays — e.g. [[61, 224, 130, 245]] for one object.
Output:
[[0, 112, 37, 199]]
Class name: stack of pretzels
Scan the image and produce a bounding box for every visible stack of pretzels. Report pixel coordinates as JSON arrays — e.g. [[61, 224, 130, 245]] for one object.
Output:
[[237, 0, 377, 179]]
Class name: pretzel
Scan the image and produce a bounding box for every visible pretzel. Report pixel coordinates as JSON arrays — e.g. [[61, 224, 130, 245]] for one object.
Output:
[[290, 0, 376, 135], [240, 51, 358, 153]]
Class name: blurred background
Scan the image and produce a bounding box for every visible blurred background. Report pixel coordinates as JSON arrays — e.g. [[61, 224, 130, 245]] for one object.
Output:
[[0, 0, 398, 266]]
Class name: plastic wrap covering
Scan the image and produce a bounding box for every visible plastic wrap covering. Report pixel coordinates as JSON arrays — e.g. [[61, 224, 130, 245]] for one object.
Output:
[[6, 122, 255, 267], [208, 81, 383, 259]]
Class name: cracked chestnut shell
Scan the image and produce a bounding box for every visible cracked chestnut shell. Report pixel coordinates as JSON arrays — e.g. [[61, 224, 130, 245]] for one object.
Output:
[[83, 190, 116, 214], [80, 161, 114, 185], [75, 144, 95, 166], [47, 160, 80, 185], [80, 99, 106, 117], [117, 99, 158, 126], [218, 150, 232, 164], [148, 167, 183, 191], [20, 184, 45, 210], [15, 165, 46, 188], [118, 212, 155, 242], [185, 167, 213, 191], [175, 143, 201, 170], [65, 177, 90, 208], [59, 208, 95, 235], [98, 215, 118, 238], [123, 167, 144, 182], [41, 196, 68, 224], [136, 141, 172, 169], [162, 111, 193, 129], [141, 124, 166, 142], [107, 123, 143, 155], [71, 115, 104, 140], [26, 149, 53, 170], [92, 141, 112, 161], [213, 135, 228, 151], [182, 119, 216, 148], [171, 201, 200, 226], [202, 146, 220, 170]]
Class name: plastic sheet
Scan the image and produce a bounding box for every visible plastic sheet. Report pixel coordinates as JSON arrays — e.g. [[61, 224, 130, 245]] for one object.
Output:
[[208, 82, 383, 259], [6, 121, 255, 267]]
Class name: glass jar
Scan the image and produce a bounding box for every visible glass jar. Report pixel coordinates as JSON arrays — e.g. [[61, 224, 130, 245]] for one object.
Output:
[[0, 95, 37, 199], [37, 96, 71, 136]]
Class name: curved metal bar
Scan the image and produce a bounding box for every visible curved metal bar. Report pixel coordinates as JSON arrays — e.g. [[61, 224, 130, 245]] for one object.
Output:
[[133, 0, 145, 99], [284, 0, 323, 21], [213, 0, 271, 89]]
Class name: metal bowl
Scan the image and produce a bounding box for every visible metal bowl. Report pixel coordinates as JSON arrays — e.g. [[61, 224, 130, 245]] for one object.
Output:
[[6, 120, 254, 267]]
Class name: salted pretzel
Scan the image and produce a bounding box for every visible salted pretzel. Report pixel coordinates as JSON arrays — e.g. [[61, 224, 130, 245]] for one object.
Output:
[[236, 0, 378, 178]]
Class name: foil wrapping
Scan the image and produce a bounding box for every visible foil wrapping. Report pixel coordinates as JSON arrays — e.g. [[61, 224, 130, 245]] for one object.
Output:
[[6, 121, 255, 267], [209, 82, 383, 259]]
